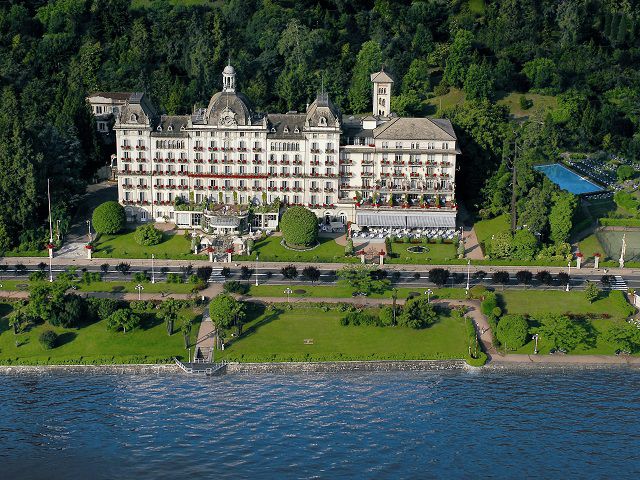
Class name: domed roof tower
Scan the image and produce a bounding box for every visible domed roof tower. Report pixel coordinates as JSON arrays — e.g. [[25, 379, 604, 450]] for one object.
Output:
[[206, 63, 254, 126]]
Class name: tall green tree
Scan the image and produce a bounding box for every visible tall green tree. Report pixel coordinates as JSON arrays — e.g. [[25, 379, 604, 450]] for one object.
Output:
[[443, 29, 474, 88], [349, 40, 383, 113]]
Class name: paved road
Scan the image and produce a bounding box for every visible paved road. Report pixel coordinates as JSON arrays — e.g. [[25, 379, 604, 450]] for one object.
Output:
[[2, 258, 639, 291]]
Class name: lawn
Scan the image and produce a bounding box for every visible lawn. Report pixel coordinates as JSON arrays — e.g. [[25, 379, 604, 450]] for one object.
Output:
[[234, 235, 358, 263], [2, 249, 48, 257], [596, 229, 640, 263], [216, 306, 469, 362], [468, 0, 486, 14], [93, 230, 201, 260], [247, 284, 467, 300], [499, 290, 637, 355], [578, 234, 607, 260], [512, 317, 629, 356], [425, 88, 465, 114], [0, 280, 199, 294], [473, 214, 510, 250], [500, 289, 633, 320], [386, 242, 459, 264], [0, 304, 202, 365], [496, 92, 558, 118]]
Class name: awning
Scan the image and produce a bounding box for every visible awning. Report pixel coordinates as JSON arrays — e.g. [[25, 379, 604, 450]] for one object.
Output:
[[357, 212, 456, 228]]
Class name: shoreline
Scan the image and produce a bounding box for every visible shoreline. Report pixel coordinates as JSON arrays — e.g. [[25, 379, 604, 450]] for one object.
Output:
[[1, 355, 639, 375]]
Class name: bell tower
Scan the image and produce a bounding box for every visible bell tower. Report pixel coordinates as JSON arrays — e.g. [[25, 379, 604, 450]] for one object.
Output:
[[370, 68, 394, 117], [222, 64, 236, 93]]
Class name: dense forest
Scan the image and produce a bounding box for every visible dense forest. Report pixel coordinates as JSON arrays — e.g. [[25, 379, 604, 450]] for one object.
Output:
[[0, 0, 639, 252]]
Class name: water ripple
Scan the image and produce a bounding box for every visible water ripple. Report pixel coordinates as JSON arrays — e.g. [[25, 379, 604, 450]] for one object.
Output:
[[0, 370, 639, 479]]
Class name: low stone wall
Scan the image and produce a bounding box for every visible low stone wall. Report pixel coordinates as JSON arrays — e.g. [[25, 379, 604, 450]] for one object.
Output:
[[0, 364, 181, 375], [225, 359, 467, 374]]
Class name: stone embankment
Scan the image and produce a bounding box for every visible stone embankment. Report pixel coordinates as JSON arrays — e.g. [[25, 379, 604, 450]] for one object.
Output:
[[224, 359, 466, 374], [0, 364, 181, 375]]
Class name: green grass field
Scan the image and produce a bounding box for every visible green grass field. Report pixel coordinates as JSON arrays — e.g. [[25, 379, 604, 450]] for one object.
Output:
[[0, 279, 198, 294], [248, 284, 467, 300], [500, 290, 636, 355], [425, 88, 465, 114], [500, 290, 632, 320], [93, 230, 201, 260], [578, 234, 607, 260], [216, 306, 469, 362], [386, 242, 458, 264], [473, 214, 510, 250], [0, 305, 202, 365], [234, 235, 357, 264], [468, 0, 486, 14], [496, 92, 558, 118], [513, 317, 628, 355], [2, 250, 48, 257], [596, 230, 640, 263]]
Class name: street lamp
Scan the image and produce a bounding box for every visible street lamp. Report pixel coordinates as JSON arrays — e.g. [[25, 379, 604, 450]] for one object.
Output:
[[284, 287, 292, 303], [135, 283, 144, 300], [532, 334, 539, 355], [86, 219, 92, 243], [255, 254, 259, 286], [566, 261, 571, 292], [425, 288, 433, 303], [56, 219, 61, 242], [465, 259, 471, 295], [151, 254, 155, 284]]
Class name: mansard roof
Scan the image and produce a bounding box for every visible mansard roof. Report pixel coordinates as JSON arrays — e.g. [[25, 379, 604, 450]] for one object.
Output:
[[152, 115, 189, 136], [305, 92, 340, 128], [116, 92, 158, 127], [266, 113, 306, 139], [373, 117, 456, 141]]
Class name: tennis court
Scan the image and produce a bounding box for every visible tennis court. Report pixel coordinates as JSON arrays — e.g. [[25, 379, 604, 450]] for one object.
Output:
[[595, 229, 640, 263]]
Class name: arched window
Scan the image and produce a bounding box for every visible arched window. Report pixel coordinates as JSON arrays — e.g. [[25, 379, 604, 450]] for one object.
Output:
[[130, 114, 137, 122], [318, 116, 327, 126]]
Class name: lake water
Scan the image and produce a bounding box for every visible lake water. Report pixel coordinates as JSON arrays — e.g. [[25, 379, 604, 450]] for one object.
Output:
[[534, 164, 603, 194], [1, 369, 639, 479]]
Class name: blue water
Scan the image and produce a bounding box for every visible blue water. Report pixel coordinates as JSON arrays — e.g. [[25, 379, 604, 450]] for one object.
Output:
[[535, 164, 603, 194], [1, 370, 639, 479]]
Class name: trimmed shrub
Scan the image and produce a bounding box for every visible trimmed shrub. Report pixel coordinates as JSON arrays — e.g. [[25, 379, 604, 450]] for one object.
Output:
[[133, 224, 163, 246], [280, 206, 319, 246], [92, 201, 126, 234], [341, 311, 380, 327], [39, 330, 58, 349], [223, 281, 249, 295], [496, 315, 529, 350], [480, 292, 498, 316]]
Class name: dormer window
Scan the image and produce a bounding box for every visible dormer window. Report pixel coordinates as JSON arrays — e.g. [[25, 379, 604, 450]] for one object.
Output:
[[270, 127, 276, 133], [167, 125, 173, 131], [157, 126, 162, 131], [284, 126, 289, 133], [130, 114, 137, 122], [180, 125, 185, 131], [294, 127, 300, 133], [318, 116, 327, 126]]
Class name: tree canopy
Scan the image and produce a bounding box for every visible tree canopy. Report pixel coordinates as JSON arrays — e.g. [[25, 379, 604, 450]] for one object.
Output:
[[280, 206, 318, 247]]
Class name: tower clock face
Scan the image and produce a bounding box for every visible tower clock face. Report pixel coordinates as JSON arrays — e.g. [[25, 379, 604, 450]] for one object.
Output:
[[219, 109, 237, 126]]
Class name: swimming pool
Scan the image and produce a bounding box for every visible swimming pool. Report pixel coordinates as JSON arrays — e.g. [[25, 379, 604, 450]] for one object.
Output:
[[534, 163, 603, 194]]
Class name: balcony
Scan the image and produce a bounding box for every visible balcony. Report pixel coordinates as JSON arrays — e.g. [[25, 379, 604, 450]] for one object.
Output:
[[135, 145, 146, 151], [361, 172, 373, 177]]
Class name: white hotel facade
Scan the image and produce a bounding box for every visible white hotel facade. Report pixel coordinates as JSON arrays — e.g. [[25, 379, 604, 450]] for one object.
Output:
[[111, 65, 460, 234]]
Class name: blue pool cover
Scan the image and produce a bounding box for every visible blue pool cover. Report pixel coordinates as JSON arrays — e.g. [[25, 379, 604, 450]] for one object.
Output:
[[534, 164, 603, 194]]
